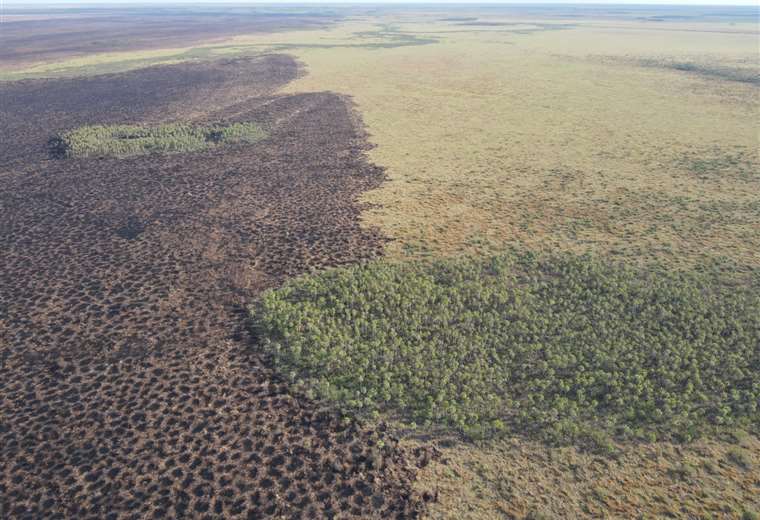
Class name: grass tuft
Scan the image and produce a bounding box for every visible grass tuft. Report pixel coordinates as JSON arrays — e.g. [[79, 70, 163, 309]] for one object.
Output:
[[726, 447, 752, 470]]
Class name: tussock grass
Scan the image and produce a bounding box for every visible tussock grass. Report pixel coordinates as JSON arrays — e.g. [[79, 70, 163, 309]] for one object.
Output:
[[276, 19, 760, 270]]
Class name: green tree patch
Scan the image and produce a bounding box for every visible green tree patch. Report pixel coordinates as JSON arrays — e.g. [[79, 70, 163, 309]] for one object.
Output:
[[252, 251, 759, 444], [55, 122, 266, 158]]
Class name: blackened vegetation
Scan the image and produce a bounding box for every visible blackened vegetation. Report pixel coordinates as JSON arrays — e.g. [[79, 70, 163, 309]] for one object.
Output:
[[47, 135, 69, 159], [1, 55, 295, 170], [115, 216, 146, 241], [0, 7, 337, 68], [0, 56, 434, 518]]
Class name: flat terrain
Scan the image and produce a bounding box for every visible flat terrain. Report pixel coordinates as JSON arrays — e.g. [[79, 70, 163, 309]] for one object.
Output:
[[0, 55, 433, 518], [277, 10, 760, 272], [0, 7, 335, 69], [1, 4, 758, 520], [274, 11, 759, 516], [9, 6, 755, 269]]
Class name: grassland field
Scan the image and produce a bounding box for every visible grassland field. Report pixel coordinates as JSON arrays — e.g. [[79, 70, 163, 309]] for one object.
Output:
[[2, 6, 758, 519]]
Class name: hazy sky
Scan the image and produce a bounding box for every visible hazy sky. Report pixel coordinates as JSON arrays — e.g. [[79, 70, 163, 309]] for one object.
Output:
[[5, 0, 759, 6]]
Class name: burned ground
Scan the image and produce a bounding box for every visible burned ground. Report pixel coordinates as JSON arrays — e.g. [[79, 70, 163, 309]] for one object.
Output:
[[0, 55, 298, 169], [0, 7, 336, 69], [0, 55, 433, 519]]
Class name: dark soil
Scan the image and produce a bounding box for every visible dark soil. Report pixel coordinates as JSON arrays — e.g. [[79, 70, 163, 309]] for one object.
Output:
[[0, 55, 434, 519], [0, 8, 336, 68]]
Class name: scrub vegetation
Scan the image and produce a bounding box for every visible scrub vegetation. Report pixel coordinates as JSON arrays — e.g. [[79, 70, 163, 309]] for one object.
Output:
[[55, 122, 266, 158], [254, 251, 759, 445]]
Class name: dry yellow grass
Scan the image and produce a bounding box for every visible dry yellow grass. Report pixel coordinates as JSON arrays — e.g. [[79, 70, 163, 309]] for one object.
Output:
[[411, 433, 759, 519], [272, 17, 759, 269]]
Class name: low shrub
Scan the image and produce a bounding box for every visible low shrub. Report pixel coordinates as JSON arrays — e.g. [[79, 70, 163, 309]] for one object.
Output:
[[252, 251, 760, 443], [56, 122, 265, 158]]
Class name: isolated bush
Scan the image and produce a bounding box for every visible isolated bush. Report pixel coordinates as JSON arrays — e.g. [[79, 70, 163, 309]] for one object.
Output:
[[57, 122, 265, 158], [253, 251, 760, 444]]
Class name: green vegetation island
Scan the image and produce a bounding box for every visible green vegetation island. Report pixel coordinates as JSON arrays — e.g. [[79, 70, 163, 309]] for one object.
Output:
[[253, 251, 759, 449], [55, 122, 266, 158]]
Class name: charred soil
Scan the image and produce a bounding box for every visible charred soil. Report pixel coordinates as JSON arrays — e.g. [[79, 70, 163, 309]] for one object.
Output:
[[0, 55, 434, 519], [0, 8, 335, 69]]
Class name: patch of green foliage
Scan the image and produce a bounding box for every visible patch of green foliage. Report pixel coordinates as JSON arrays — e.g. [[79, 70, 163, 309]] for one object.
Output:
[[56, 122, 266, 158], [252, 251, 759, 444]]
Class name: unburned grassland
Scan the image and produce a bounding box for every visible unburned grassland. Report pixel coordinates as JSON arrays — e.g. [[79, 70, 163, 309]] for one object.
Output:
[[416, 433, 759, 519], [277, 17, 759, 273]]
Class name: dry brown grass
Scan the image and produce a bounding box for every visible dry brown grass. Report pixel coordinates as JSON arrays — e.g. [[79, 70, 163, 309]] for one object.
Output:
[[411, 433, 759, 519], [276, 17, 759, 271]]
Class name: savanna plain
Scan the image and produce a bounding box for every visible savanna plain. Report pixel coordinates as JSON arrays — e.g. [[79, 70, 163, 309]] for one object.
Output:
[[0, 4, 758, 519]]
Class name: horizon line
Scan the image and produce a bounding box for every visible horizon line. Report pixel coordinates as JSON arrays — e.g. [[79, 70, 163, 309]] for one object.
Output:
[[4, 2, 759, 7]]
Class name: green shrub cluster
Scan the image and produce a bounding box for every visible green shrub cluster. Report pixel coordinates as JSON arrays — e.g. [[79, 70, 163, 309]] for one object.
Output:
[[58, 122, 266, 158], [252, 251, 759, 443]]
